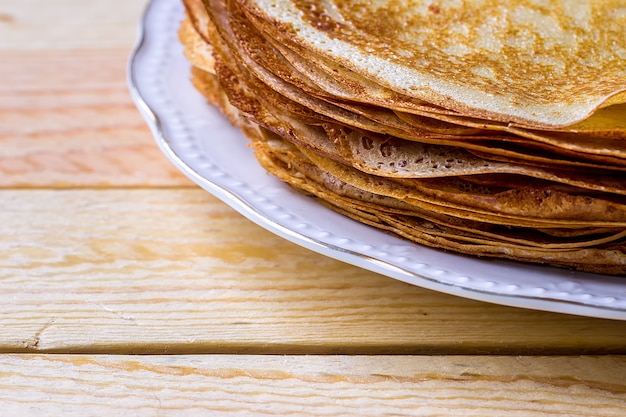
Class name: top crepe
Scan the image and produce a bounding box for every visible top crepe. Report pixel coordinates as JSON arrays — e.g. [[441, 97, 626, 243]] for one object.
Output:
[[238, 0, 626, 128]]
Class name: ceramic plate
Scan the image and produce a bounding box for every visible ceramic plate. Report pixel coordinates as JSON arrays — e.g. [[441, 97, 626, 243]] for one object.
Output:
[[128, 0, 626, 320]]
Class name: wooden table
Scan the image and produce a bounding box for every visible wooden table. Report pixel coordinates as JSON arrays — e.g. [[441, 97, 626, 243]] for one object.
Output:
[[1, 1, 626, 415]]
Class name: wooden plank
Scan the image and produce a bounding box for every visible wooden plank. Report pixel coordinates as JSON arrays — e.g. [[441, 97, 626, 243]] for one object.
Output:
[[0, 49, 191, 187], [1, 354, 625, 416], [0, 0, 189, 187], [0, 0, 146, 51], [2, 188, 626, 355]]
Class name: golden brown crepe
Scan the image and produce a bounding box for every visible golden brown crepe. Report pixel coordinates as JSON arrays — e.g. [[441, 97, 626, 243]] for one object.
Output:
[[238, 0, 626, 127], [178, 0, 626, 274]]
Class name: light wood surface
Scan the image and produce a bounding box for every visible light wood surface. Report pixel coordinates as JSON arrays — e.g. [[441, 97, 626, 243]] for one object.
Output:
[[2, 354, 626, 416], [3, 188, 626, 356], [1, 0, 625, 414]]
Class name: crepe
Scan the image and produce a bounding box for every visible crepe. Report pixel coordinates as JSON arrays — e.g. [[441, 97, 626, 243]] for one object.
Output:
[[254, 134, 626, 274], [216, 0, 626, 165], [179, 0, 626, 274], [238, 0, 626, 127]]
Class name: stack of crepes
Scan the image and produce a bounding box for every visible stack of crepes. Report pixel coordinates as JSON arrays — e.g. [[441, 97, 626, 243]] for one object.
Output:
[[179, 0, 626, 274]]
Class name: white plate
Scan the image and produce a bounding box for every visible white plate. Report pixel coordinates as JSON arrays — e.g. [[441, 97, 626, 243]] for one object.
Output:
[[128, 0, 626, 320]]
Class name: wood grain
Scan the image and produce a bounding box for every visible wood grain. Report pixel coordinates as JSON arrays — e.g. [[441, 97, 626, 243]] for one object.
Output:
[[1, 354, 625, 416], [2, 188, 626, 355], [0, 49, 191, 187], [0, 1, 146, 50], [0, 0, 188, 187]]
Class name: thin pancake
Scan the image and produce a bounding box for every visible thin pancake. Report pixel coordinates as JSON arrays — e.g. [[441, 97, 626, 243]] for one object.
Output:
[[238, 0, 626, 127], [180, 0, 626, 274], [254, 135, 626, 274]]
